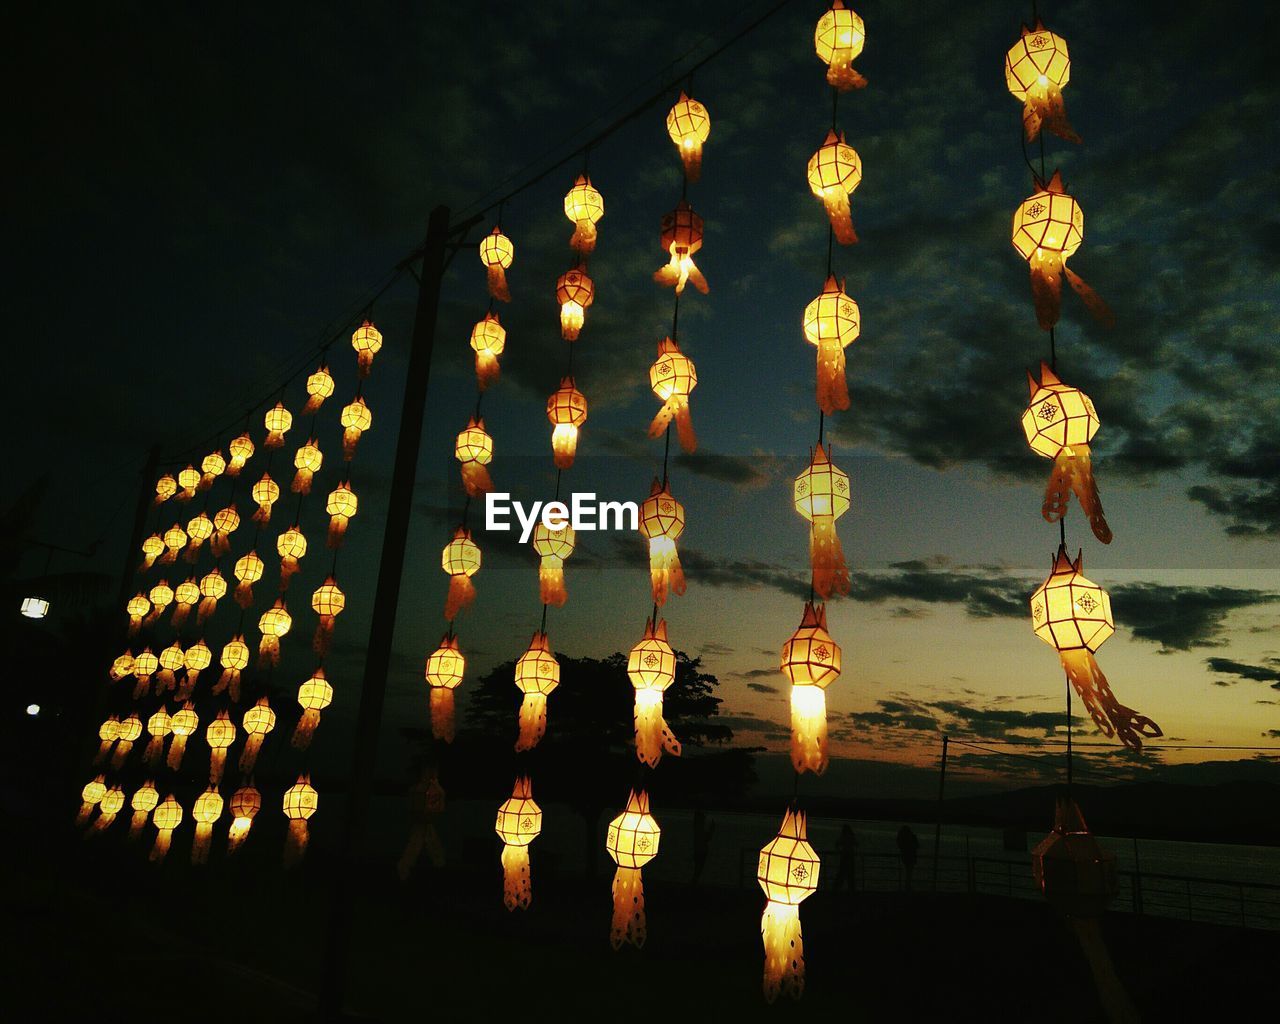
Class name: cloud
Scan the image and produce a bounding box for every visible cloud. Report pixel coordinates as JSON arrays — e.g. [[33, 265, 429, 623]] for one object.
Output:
[[746, 682, 780, 694], [1112, 585, 1280, 651], [1205, 657, 1280, 689], [672, 451, 771, 487]]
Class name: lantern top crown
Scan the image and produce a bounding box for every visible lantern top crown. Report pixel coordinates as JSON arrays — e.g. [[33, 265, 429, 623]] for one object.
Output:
[[643, 617, 668, 642], [1027, 360, 1064, 397], [798, 601, 828, 631]]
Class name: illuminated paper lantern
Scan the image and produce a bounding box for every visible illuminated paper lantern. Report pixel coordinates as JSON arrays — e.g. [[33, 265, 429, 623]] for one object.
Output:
[[239, 697, 277, 773], [171, 577, 200, 629], [532, 522, 575, 607], [19, 596, 48, 619], [653, 200, 708, 295], [1005, 21, 1079, 144], [627, 618, 681, 766], [176, 464, 200, 502], [514, 631, 559, 752], [146, 579, 174, 627], [1031, 547, 1162, 750], [758, 808, 820, 1002], [167, 703, 199, 770], [132, 648, 159, 701], [142, 705, 170, 768], [303, 364, 335, 414], [814, 0, 867, 91], [257, 598, 293, 668], [292, 668, 333, 749], [666, 91, 710, 181], [199, 449, 226, 491], [442, 527, 482, 620], [283, 774, 318, 866], [214, 635, 250, 701], [326, 482, 358, 548], [161, 523, 187, 565], [794, 446, 851, 599], [479, 225, 514, 302], [211, 504, 240, 558], [191, 786, 223, 865], [1022, 362, 1111, 543], [455, 417, 494, 496], [264, 402, 292, 450], [341, 397, 372, 460], [803, 275, 860, 415], [311, 576, 345, 655], [1032, 796, 1117, 918], [807, 129, 862, 245], [77, 774, 107, 826], [150, 794, 183, 862], [126, 592, 150, 637], [206, 711, 237, 784], [109, 649, 135, 682], [495, 777, 542, 910], [233, 550, 265, 609], [781, 602, 841, 774], [547, 377, 588, 469], [605, 789, 661, 949], [425, 634, 465, 743], [93, 716, 121, 766], [180, 639, 212, 699], [555, 267, 594, 341], [564, 174, 604, 253], [88, 786, 125, 835], [648, 336, 698, 452], [154, 473, 177, 505], [197, 568, 227, 625], [639, 479, 686, 606], [469, 312, 506, 389], [292, 438, 323, 495], [129, 781, 159, 840], [277, 525, 308, 586], [352, 319, 383, 378], [111, 715, 143, 769], [139, 533, 165, 572], [1012, 170, 1111, 331], [251, 473, 280, 525], [156, 640, 184, 693], [227, 783, 262, 853], [228, 432, 254, 477]]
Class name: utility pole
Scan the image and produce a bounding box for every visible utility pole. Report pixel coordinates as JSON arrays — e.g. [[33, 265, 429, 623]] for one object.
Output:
[[932, 733, 948, 891]]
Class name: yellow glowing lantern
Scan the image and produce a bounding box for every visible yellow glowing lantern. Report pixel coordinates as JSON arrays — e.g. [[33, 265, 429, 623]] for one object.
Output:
[[794, 446, 851, 599], [182, 638, 212, 697], [129, 781, 159, 840], [257, 598, 293, 668], [666, 91, 710, 181], [292, 438, 323, 495], [807, 129, 862, 245], [352, 319, 383, 378], [311, 575, 345, 655], [206, 711, 236, 784], [93, 716, 121, 766], [547, 377, 588, 468], [758, 808, 820, 1002], [171, 577, 199, 629], [326, 482, 358, 548], [77, 774, 107, 826], [234, 550, 265, 608], [555, 267, 594, 341], [455, 417, 494, 497], [564, 174, 604, 253], [781, 602, 841, 775], [161, 523, 187, 565], [654, 200, 708, 295], [277, 524, 308, 586], [214, 635, 249, 701], [1006, 21, 1078, 144], [495, 777, 542, 911], [264, 402, 292, 450], [605, 789, 661, 949], [142, 704, 169, 768], [190, 786, 223, 864], [292, 668, 333, 749], [156, 638, 185, 694], [89, 786, 125, 835], [177, 464, 200, 502], [112, 714, 143, 769], [251, 473, 280, 525], [441, 527, 482, 620], [198, 568, 227, 625], [132, 648, 158, 700], [469, 312, 506, 390], [303, 364, 335, 414], [184, 512, 213, 563], [154, 473, 177, 505], [109, 649, 135, 682], [648, 336, 698, 452], [150, 794, 183, 862], [211, 504, 240, 558], [200, 449, 226, 491], [283, 774, 318, 866], [627, 618, 681, 767], [341, 397, 372, 460], [147, 579, 175, 627], [167, 703, 199, 771], [814, 0, 867, 91], [139, 533, 165, 572], [803, 275, 860, 415], [639, 479, 686, 606], [239, 697, 277, 773], [532, 521, 575, 607], [228, 432, 254, 477], [425, 634, 465, 743], [479, 225, 515, 302], [514, 631, 559, 752], [227, 783, 261, 854], [126, 592, 151, 637]]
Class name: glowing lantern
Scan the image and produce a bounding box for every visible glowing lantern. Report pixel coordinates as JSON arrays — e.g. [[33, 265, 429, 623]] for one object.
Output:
[[154, 474, 177, 505], [555, 267, 594, 341], [293, 668, 333, 749], [1022, 362, 1111, 544], [132, 648, 158, 701], [109, 650, 135, 682], [1031, 547, 1162, 750], [227, 783, 261, 853], [161, 523, 187, 564], [1006, 21, 1078, 144], [627, 618, 681, 766], [758, 808, 820, 1002], [351, 319, 383, 378], [532, 522, 575, 607], [234, 550, 265, 608], [326, 482, 358, 548], [20, 596, 48, 619], [93, 716, 121, 766], [425, 634, 465, 743], [782, 602, 841, 775], [292, 439, 323, 495], [214, 635, 249, 701], [257, 598, 293, 668], [181, 639, 212, 699], [814, 0, 867, 91], [441, 527, 481, 621], [639, 479, 686, 606], [455, 417, 494, 496], [283, 774, 318, 866], [794, 446, 851, 599], [303, 364, 335, 414], [803, 275, 860, 415], [167, 703, 199, 770], [200, 449, 226, 491], [129, 781, 159, 839], [211, 504, 241, 558], [139, 533, 165, 572], [647, 336, 698, 452], [147, 579, 174, 627], [277, 525, 308, 586], [495, 777, 542, 910], [654, 201, 708, 295], [311, 576, 345, 655], [264, 402, 292, 449], [228, 432, 254, 476], [191, 786, 223, 865], [807, 129, 862, 245], [340, 397, 372, 460], [469, 312, 506, 389], [177, 465, 200, 502], [89, 786, 125, 835], [77, 775, 107, 826], [206, 711, 236, 784], [514, 631, 559, 752], [1012, 170, 1111, 331], [251, 473, 280, 525], [112, 714, 143, 769], [142, 705, 170, 768], [239, 697, 276, 773], [547, 377, 588, 468], [564, 174, 604, 253], [479, 225, 515, 302], [150, 795, 182, 862], [605, 789, 661, 949], [126, 592, 150, 637], [198, 568, 227, 625], [171, 577, 200, 629], [666, 91, 710, 181]]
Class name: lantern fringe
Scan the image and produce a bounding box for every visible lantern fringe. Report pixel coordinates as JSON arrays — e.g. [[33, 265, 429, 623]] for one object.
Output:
[[264, 429, 285, 450], [129, 811, 149, 840], [559, 303, 585, 342], [197, 595, 220, 624], [280, 555, 302, 587], [175, 673, 195, 702], [132, 677, 150, 699], [429, 687, 456, 743], [460, 462, 493, 497], [647, 538, 686, 606], [822, 190, 858, 246], [648, 398, 698, 453], [444, 575, 476, 621], [551, 424, 579, 469], [76, 801, 95, 826], [653, 249, 708, 296], [302, 394, 324, 416], [226, 461, 244, 479], [155, 667, 176, 693], [149, 830, 173, 862], [234, 581, 255, 609], [486, 264, 511, 303], [634, 690, 682, 767], [1043, 445, 1112, 544], [1071, 918, 1142, 1023], [761, 901, 806, 1003], [292, 710, 321, 749], [678, 143, 703, 183], [166, 734, 189, 771], [327, 516, 349, 549], [501, 844, 532, 911], [94, 739, 114, 766], [110, 740, 134, 770], [569, 220, 598, 254], [239, 734, 265, 774], [144, 736, 165, 769], [128, 616, 143, 638], [1059, 649, 1163, 751], [211, 532, 231, 559], [538, 559, 568, 607], [213, 667, 241, 702], [139, 551, 160, 572], [474, 350, 501, 389], [257, 635, 281, 669], [357, 350, 374, 378], [610, 866, 647, 950], [253, 501, 275, 526], [827, 60, 868, 92], [809, 516, 850, 599], [210, 748, 228, 785], [291, 468, 314, 495], [284, 819, 309, 866], [171, 601, 192, 629], [227, 817, 253, 854], [515, 693, 548, 752], [183, 539, 204, 564], [342, 427, 363, 461], [313, 619, 335, 657], [88, 809, 118, 835], [142, 605, 164, 628], [790, 685, 828, 775], [159, 545, 178, 565], [192, 823, 213, 865], [1022, 86, 1080, 145], [816, 339, 851, 415], [1063, 266, 1115, 327]]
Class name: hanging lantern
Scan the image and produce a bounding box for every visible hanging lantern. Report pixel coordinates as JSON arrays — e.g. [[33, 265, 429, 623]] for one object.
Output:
[[303, 364, 335, 414], [531, 522, 575, 607], [20, 596, 49, 619], [326, 482, 358, 548], [109, 649, 135, 682], [139, 533, 165, 572], [803, 275, 860, 415], [161, 523, 187, 565], [264, 402, 292, 450], [257, 598, 293, 668], [146, 579, 174, 627], [150, 795, 183, 862], [605, 789, 661, 950], [199, 449, 226, 491], [93, 716, 121, 766], [126, 592, 150, 637], [184, 513, 213, 564], [814, 0, 868, 91], [340, 397, 372, 460], [167, 703, 199, 770], [469, 312, 506, 389], [176, 465, 200, 502], [214, 635, 250, 701], [794, 446, 851, 599], [311, 576, 345, 655], [211, 504, 240, 558], [142, 705, 170, 768], [111, 714, 143, 769], [647, 337, 698, 452], [156, 639, 185, 695], [479, 225, 515, 302], [555, 267, 595, 341], [292, 439, 323, 495], [425, 634, 465, 743], [639, 479, 686, 606], [495, 777, 542, 911], [653, 201, 708, 295], [171, 578, 199, 629], [88, 786, 125, 835], [547, 377, 588, 468], [352, 319, 383, 378], [781, 602, 841, 775], [283, 774, 318, 866], [190, 786, 223, 865], [1031, 547, 1162, 750], [228, 432, 254, 477], [454, 418, 495, 497], [807, 129, 862, 245], [131, 648, 159, 700], [627, 618, 681, 767], [277, 525, 308, 586], [251, 473, 280, 525], [227, 783, 262, 853], [293, 668, 333, 749], [181, 639, 212, 699], [514, 631, 559, 752], [1032, 796, 1117, 917], [129, 781, 159, 840], [1012, 170, 1111, 331], [564, 174, 604, 253], [233, 550, 265, 608], [77, 775, 107, 826], [665, 91, 710, 182], [758, 808, 821, 1002], [1005, 21, 1079, 144], [442, 527, 482, 620], [1022, 362, 1112, 544], [239, 697, 276, 773], [206, 711, 237, 784], [198, 568, 227, 625], [154, 474, 177, 506]]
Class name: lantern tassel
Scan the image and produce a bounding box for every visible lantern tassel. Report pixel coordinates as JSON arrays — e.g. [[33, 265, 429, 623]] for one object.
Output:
[[133, 677, 149, 700], [429, 687, 456, 743], [474, 350, 501, 389], [761, 900, 806, 1002], [192, 823, 213, 865], [648, 397, 698, 453], [487, 264, 511, 303], [460, 462, 494, 497], [1023, 85, 1080, 145], [821, 190, 858, 246], [94, 739, 114, 766], [302, 394, 324, 416], [634, 690, 682, 767], [284, 819, 309, 866], [166, 734, 188, 771], [265, 428, 285, 450], [647, 537, 686, 606], [139, 551, 160, 573], [610, 866, 648, 950], [210, 748, 228, 785], [212, 667, 240, 701], [175, 673, 196, 702], [569, 219, 597, 254], [183, 539, 204, 564], [291, 467, 313, 495], [313, 618, 335, 657], [551, 424, 580, 469], [444, 575, 476, 621], [155, 666, 176, 694], [234, 580, 255, 609], [816, 338, 851, 415], [159, 545, 178, 565], [197, 594, 219, 625], [343, 427, 363, 460], [227, 816, 253, 854], [679, 142, 703, 183], [110, 739, 135, 770], [1044, 446, 1112, 545], [501, 844, 532, 911], [515, 693, 548, 752], [538, 558, 568, 607], [211, 531, 232, 559], [357, 350, 374, 378], [809, 515, 850, 599], [560, 302, 585, 342], [252, 501, 273, 525], [790, 685, 829, 775], [149, 830, 173, 863], [1071, 918, 1142, 1023], [1063, 266, 1115, 328], [827, 59, 868, 92], [653, 247, 709, 296], [88, 808, 118, 835], [129, 810, 149, 840], [239, 734, 265, 774], [257, 635, 281, 669], [328, 516, 349, 549], [128, 616, 143, 638], [1029, 251, 1064, 330], [144, 736, 165, 770], [171, 602, 192, 629], [292, 709, 322, 749], [1058, 649, 1163, 751], [280, 555, 301, 587]]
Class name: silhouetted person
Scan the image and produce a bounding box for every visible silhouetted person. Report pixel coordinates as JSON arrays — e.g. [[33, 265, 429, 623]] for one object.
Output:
[[835, 823, 859, 892], [692, 808, 715, 886], [897, 824, 919, 891]]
